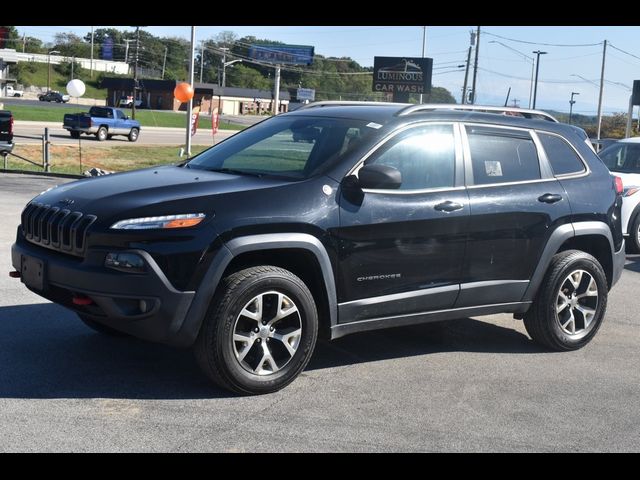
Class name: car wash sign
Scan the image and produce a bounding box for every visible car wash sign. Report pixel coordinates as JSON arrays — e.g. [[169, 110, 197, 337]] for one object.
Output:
[[372, 56, 433, 94]]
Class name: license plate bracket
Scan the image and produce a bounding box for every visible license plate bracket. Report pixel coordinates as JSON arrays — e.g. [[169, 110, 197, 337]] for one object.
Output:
[[21, 254, 45, 291]]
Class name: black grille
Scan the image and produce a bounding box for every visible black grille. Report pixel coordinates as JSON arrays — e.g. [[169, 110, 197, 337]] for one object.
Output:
[[21, 202, 96, 256]]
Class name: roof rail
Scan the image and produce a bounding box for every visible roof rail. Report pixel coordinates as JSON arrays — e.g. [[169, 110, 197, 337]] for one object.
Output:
[[395, 104, 559, 122], [298, 100, 408, 110]]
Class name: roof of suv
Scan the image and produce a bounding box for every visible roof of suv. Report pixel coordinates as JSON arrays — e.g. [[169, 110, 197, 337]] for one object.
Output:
[[285, 101, 576, 136]]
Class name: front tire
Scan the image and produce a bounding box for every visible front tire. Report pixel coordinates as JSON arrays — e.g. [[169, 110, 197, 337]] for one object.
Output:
[[524, 250, 608, 351], [96, 127, 108, 141], [77, 314, 127, 337], [194, 266, 318, 395], [128, 128, 139, 142]]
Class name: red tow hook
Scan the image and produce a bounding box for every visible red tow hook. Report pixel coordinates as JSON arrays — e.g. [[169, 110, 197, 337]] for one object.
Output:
[[9, 271, 21, 278], [72, 295, 94, 306]]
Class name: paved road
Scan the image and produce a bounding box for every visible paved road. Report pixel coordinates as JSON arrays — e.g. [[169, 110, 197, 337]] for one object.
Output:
[[13, 121, 236, 147], [1, 173, 639, 452]]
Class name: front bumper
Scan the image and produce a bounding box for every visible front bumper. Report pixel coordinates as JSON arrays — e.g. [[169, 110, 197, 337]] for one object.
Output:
[[612, 240, 626, 288], [11, 239, 195, 346], [0, 141, 14, 154]]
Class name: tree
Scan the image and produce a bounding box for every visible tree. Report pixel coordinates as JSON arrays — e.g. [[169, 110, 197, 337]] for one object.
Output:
[[52, 32, 91, 58], [23, 36, 46, 54], [422, 86, 457, 104]]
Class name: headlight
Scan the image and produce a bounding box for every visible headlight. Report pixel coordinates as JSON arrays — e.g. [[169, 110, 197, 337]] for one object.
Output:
[[110, 213, 206, 230], [623, 186, 640, 197]]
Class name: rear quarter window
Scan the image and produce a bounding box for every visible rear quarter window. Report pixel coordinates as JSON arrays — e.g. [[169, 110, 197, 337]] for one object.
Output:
[[538, 132, 585, 176]]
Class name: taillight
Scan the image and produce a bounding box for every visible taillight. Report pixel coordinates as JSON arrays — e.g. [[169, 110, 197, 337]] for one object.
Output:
[[614, 176, 624, 195], [9, 115, 13, 135]]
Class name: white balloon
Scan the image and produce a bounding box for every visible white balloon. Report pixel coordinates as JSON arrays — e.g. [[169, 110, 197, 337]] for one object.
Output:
[[66, 79, 86, 97]]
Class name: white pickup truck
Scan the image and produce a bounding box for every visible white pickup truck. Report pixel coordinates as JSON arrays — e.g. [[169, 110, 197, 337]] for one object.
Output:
[[5, 85, 24, 97]]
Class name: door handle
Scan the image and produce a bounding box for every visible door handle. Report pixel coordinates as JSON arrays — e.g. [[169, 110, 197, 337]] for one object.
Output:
[[434, 200, 464, 212], [538, 193, 563, 204]]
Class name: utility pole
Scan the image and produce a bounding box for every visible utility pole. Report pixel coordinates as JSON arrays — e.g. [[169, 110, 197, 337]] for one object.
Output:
[[132, 26, 141, 120], [22, 33, 25, 53], [462, 43, 473, 104], [569, 91, 579, 124], [470, 26, 480, 104], [162, 46, 168, 80], [596, 40, 607, 141], [220, 47, 229, 87], [419, 26, 426, 104], [273, 65, 281, 115], [532, 50, 547, 109], [90, 26, 94, 78], [71, 55, 75, 80], [186, 26, 196, 157], [124, 39, 134, 63], [199, 41, 204, 83]]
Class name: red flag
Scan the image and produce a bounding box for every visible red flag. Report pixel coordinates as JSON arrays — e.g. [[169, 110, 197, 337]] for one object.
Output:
[[211, 107, 220, 138], [190, 105, 200, 137]]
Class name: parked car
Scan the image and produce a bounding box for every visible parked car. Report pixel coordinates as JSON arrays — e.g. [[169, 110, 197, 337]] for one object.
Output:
[[0, 110, 14, 155], [118, 96, 144, 108], [11, 102, 625, 395], [5, 85, 24, 97], [63, 106, 141, 142], [598, 138, 640, 252], [38, 91, 70, 103]]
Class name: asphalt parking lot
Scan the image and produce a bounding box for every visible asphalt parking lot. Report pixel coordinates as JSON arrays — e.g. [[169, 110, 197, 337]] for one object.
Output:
[[1, 173, 639, 452]]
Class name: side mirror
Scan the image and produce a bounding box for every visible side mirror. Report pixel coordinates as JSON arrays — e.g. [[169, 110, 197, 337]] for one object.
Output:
[[358, 164, 402, 190], [125, 115, 129, 120]]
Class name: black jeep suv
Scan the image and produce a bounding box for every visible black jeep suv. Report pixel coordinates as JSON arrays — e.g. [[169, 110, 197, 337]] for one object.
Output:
[[11, 103, 625, 395]]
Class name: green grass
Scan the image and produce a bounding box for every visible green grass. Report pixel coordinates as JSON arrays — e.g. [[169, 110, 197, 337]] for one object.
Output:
[[15, 63, 105, 98], [3, 144, 210, 175], [8, 104, 245, 130]]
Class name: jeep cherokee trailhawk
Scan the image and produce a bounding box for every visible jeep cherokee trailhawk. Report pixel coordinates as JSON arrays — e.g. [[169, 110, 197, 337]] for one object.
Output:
[[11, 102, 626, 395]]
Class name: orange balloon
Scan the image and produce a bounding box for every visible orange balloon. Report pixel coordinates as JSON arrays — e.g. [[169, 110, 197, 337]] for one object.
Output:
[[174, 82, 194, 103]]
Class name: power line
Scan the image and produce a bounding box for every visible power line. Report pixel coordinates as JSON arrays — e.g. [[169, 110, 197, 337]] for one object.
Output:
[[608, 43, 640, 63], [483, 31, 603, 48]]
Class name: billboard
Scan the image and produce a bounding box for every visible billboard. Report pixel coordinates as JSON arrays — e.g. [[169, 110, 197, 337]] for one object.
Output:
[[372, 56, 433, 94], [102, 37, 114, 60], [248, 44, 314, 66], [297, 88, 316, 101]]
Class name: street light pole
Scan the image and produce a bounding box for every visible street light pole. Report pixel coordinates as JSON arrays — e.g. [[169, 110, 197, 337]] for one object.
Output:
[[186, 26, 196, 157], [419, 26, 426, 104], [532, 50, 547, 109], [569, 92, 579, 124], [47, 50, 60, 92], [220, 47, 229, 87], [131, 26, 141, 120]]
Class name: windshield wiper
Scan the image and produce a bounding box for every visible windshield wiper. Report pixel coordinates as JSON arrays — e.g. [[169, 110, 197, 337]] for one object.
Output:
[[206, 167, 264, 177]]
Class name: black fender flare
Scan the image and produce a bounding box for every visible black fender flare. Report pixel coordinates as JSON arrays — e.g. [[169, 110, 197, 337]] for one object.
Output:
[[522, 221, 615, 302], [171, 233, 338, 347]]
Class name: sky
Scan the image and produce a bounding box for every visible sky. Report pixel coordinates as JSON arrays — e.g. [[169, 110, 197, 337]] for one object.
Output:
[[14, 25, 640, 115]]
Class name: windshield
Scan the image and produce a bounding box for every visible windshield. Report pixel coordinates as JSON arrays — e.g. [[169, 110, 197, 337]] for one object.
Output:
[[599, 142, 640, 174], [186, 115, 377, 179]]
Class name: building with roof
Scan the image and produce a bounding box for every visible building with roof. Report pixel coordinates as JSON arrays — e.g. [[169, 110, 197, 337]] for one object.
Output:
[[99, 77, 290, 115]]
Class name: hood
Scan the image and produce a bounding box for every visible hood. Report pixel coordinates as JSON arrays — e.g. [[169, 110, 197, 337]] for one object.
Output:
[[33, 165, 293, 225]]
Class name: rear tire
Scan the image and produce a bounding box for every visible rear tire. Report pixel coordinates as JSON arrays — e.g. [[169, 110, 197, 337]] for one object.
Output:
[[70, 131, 80, 139], [128, 128, 139, 142], [77, 314, 127, 337], [194, 266, 318, 395], [524, 250, 608, 351], [96, 127, 108, 141]]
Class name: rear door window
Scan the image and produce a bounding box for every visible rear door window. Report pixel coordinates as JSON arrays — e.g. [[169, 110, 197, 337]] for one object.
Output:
[[466, 126, 540, 185]]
